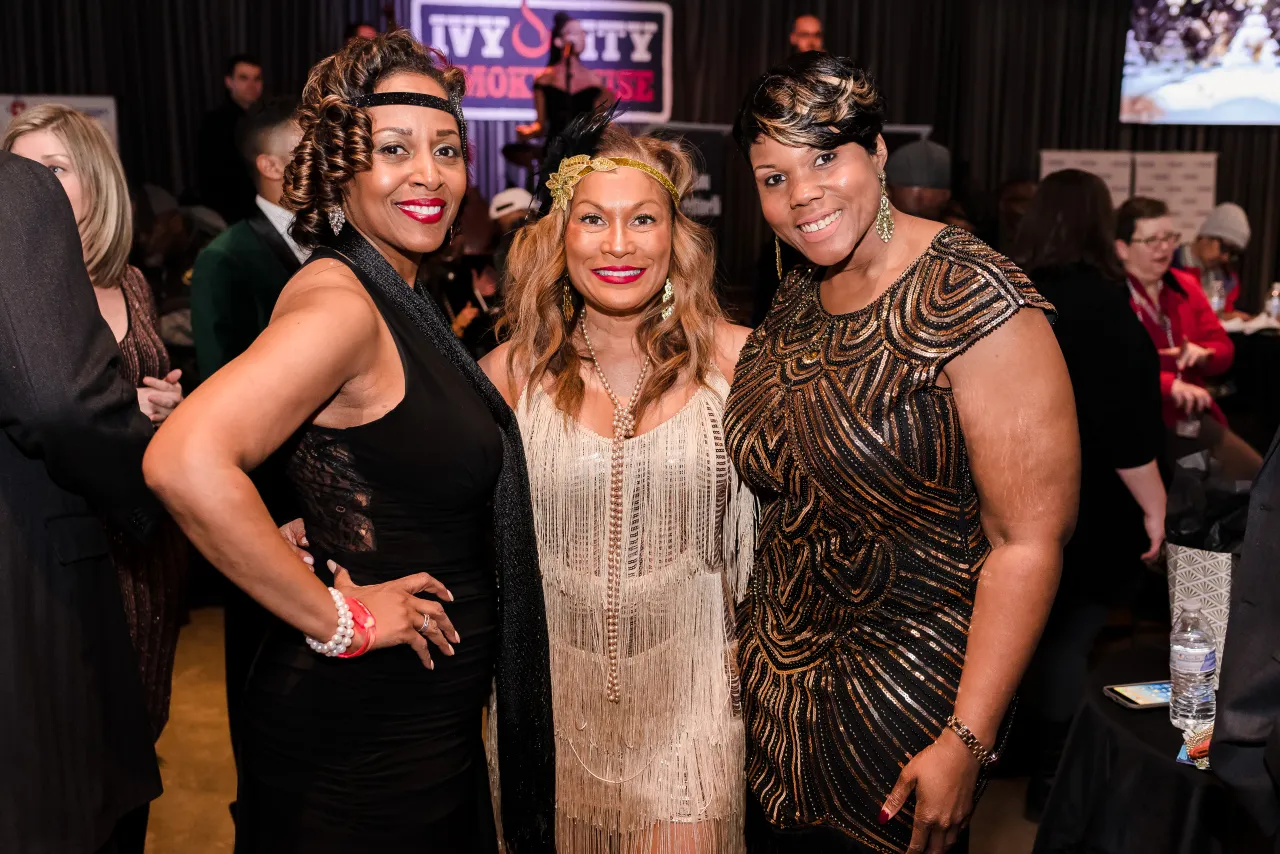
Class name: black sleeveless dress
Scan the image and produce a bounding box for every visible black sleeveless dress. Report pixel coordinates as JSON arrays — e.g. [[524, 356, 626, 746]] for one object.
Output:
[[234, 247, 503, 853]]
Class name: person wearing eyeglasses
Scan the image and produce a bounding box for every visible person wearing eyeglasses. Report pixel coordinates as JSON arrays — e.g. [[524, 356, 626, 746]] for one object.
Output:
[[1116, 197, 1262, 478], [1116, 197, 1233, 428]]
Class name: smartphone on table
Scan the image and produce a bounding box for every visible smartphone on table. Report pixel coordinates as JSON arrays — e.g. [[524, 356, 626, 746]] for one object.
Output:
[[1103, 680, 1172, 709]]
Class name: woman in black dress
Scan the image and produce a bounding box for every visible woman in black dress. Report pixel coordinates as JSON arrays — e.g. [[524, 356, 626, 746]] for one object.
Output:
[[144, 32, 555, 853], [1010, 169, 1166, 818], [726, 54, 1079, 853], [516, 13, 613, 153]]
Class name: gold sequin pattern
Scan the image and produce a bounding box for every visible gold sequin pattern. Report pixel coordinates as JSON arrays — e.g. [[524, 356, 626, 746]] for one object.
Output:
[[724, 228, 1053, 851]]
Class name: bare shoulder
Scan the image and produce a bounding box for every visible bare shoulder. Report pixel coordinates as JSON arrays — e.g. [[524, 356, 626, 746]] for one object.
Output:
[[273, 259, 377, 330], [713, 321, 753, 383], [479, 341, 521, 408]]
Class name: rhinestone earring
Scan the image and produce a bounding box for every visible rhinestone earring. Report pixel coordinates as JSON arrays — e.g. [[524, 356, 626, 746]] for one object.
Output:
[[775, 235, 783, 279], [562, 279, 575, 323], [875, 171, 895, 243], [328, 206, 345, 236], [660, 277, 674, 320]]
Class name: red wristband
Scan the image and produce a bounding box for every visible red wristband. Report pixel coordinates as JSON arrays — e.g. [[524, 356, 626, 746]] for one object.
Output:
[[338, 597, 376, 658]]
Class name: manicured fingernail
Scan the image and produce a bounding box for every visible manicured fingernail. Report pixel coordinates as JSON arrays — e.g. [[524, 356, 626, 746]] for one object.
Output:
[[878, 809, 890, 825], [446, 645, 455, 656], [427, 659, 434, 670], [446, 590, 455, 602], [301, 538, 308, 546], [303, 556, 314, 565], [326, 560, 336, 570], [452, 631, 461, 644]]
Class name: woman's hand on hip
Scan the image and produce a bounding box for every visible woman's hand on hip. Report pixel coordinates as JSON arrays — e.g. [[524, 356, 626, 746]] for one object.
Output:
[[277, 518, 314, 567], [880, 730, 980, 854], [329, 562, 458, 668]]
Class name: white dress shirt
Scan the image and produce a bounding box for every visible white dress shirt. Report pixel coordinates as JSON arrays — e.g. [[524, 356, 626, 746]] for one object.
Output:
[[255, 195, 309, 264]]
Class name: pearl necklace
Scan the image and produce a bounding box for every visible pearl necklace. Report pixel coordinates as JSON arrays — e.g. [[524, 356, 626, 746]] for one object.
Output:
[[580, 319, 651, 703]]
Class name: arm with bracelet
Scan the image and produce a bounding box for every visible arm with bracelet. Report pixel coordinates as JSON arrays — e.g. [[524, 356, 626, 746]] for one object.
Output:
[[880, 308, 1081, 853], [144, 261, 457, 667]]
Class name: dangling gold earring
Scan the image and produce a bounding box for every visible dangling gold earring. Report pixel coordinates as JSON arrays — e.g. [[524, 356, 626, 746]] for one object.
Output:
[[875, 171, 895, 243], [660, 278, 674, 320], [775, 236, 783, 279], [562, 280, 575, 323]]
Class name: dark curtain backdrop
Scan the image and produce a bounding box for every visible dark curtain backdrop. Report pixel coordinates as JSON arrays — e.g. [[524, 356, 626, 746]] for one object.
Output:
[[3, 0, 1276, 310]]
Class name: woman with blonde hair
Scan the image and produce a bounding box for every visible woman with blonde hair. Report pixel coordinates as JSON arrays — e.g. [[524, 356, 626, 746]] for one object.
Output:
[[5, 105, 188, 742], [480, 110, 755, 852]]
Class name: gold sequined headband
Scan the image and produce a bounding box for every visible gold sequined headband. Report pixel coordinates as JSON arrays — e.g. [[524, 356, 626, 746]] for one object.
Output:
[[546, 154, 681, 213]]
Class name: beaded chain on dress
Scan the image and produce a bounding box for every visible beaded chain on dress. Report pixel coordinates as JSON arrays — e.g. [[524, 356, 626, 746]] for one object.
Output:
[[579, 319, 651, 704], [510, 370, 756, 853]]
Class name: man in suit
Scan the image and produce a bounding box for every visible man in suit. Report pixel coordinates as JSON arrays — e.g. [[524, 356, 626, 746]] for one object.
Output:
[[191, 96, 305, 381], [189, 96, 304, 781], [0, 151, 161, 853], [1213, 428, 1280, 847], [196, 54, 264, 225]]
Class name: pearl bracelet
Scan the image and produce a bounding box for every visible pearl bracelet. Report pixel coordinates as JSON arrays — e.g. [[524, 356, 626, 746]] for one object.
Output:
[[305, 587, 355, 657]]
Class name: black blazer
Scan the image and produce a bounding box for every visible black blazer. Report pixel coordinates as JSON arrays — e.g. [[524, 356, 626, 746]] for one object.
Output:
[[0, 152, 162, 853], [1214, 428, 1280, 839]]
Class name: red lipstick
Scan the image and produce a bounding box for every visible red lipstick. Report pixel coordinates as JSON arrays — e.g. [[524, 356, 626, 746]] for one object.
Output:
[[591, 266, 646, 284], [395, 198, 446, 224]]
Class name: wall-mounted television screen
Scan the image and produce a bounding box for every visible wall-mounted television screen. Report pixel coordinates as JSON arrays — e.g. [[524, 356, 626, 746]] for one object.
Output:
[[1121, 0, 1280, 125]]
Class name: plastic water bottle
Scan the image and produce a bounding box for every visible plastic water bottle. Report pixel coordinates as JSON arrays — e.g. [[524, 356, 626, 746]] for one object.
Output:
[[1205, 270, 1226, 315], [1268, 283, 1280, 321], [1169, 600, 1217, 732]]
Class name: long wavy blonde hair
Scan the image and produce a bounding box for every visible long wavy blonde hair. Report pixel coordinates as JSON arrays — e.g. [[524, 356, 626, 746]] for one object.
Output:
[[502, 125, 723, 424]]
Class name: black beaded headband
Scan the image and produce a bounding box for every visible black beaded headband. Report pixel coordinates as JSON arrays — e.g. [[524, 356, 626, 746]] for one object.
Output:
[[349, 91, 468, 158]]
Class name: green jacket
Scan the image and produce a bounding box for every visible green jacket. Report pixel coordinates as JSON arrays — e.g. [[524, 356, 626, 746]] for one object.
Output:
[[190, 214, 298, 382]]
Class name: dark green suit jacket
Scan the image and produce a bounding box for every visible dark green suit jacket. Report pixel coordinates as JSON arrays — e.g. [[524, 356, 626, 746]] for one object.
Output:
[[190, 211, 300, 382], [189, 211, 302, 524]]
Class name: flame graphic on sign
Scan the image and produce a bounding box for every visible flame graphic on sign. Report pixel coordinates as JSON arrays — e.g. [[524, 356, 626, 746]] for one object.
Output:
[[512, 0, 551, 59]]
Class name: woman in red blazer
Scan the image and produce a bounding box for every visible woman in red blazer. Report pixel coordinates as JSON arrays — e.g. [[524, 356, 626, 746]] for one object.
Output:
[[1116, 197, 1234, 427], [1117, 196, 1261, 478]]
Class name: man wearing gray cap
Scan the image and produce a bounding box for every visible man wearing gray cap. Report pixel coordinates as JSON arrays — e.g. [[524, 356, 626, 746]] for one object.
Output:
[[885, 139, 952, 222], [1175, 202, 1252, 317]]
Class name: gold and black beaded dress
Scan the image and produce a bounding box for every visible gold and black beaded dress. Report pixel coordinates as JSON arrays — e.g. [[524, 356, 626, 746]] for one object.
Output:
[[724, 228, 1053, 852]]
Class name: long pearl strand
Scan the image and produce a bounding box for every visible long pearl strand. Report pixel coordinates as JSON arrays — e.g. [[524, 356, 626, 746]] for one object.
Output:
[[580, 318, 650, 703]]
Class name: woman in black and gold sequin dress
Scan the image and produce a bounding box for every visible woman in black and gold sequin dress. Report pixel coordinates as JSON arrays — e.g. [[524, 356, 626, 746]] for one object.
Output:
[[726, 54, 1080, 854]]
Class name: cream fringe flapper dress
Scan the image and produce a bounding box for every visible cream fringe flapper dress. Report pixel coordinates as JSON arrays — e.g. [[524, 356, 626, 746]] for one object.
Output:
[[512, 369, 756, 853]]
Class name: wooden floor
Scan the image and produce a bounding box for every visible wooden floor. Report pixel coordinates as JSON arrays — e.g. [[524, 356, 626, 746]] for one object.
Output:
[[147, 608, 1040, 853]]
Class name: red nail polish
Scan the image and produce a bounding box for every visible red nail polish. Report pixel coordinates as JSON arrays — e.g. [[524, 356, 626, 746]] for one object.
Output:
[[878, 809, 890, 825]]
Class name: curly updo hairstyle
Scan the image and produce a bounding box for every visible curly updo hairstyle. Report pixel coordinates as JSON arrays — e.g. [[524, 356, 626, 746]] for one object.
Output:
[[283, 28, 466, 249], [733, 52, 885, 158]]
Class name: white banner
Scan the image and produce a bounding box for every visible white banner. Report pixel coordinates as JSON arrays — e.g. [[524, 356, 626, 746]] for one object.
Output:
[[1, 95, 119, 147], [1133, 152, 1219, 243], [1040, 150, 1134, 208]]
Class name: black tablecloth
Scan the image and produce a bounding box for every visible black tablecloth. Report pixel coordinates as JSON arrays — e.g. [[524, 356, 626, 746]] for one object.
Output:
[[1033, 645, 1272, 854]]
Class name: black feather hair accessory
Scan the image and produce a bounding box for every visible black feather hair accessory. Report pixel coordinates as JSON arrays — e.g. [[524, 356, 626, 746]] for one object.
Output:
[[530, 100, 622, 219]]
